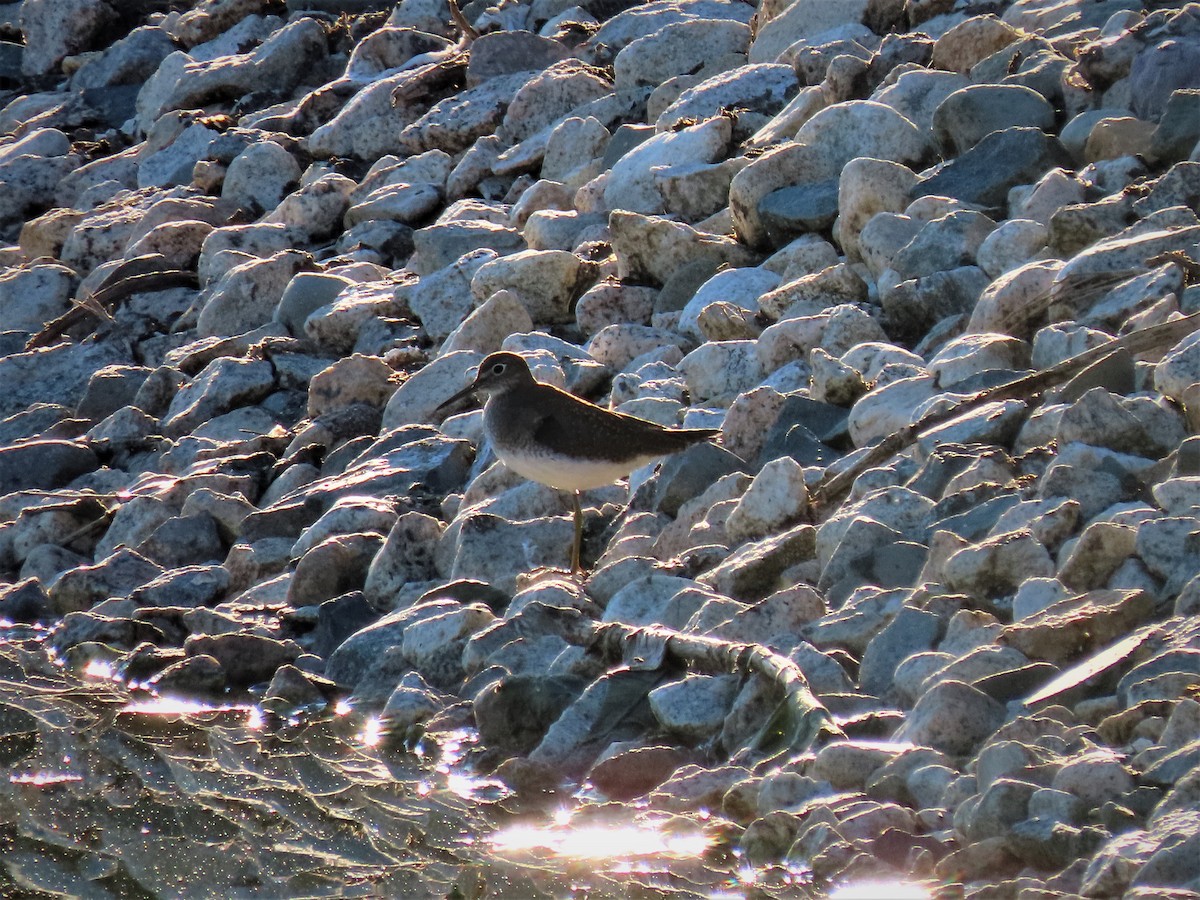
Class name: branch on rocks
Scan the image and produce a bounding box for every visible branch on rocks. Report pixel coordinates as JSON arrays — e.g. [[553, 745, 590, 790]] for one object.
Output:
[[523, 602, 845, 758], [447, 0, 480, 42], [25, 255, 199, 351], [390, 51, 471, 107], [811, 309, 1200, 512]]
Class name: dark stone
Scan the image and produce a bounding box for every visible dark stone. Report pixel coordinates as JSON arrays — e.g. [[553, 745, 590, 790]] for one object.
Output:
[[287, 531, 386, 608], [881, 266, 990, 345], [128, 565, 230, 609], [588, 744, 690, 801], [758, 394, 849, 467], [1151, 90, 1200, 163], [325, 599, 458, 689], [0, 403, 74, 445], [1174, 435, 1200, 476], [932, 84, 1056, 157], [0, 439, 99, 494], [859, 605, 941, 697], [973, 661, 1060, 702], [655, 258, 721, 314], [927, 490, 1022, 541], [416, 579, 510, 614], [913, 127, 1073, 209], [137, 514, 225, 568], [312, 591, 379, 659], [474, 673, 588, 755], [603, 124, 658, 168], [241, 496, 326, 542], [0, 579, 52, 624], [183, 633, 301, 686], [467, 31, 569, 83], [1130, 36, 1200, 121], [80, 84, 141, 128], [758, 177, 840, 236], [48, 611, 164, 655], [0, 41, 21, 84], [644, 441, 749, 517], [149, 653, 227, 695]]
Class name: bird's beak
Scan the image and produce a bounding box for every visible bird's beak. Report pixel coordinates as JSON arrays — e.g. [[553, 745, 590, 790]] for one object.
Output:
[[435, 371, 481, 414]]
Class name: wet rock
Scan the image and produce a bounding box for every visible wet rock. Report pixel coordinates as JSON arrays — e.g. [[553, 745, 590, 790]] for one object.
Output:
[[588, 744, 690, 801], [184, 632, 301, 686], [149, 653, 226, 694], [128, 564, 230, 608], [474, 672, 588, 755], [47, 548, 164, 615]]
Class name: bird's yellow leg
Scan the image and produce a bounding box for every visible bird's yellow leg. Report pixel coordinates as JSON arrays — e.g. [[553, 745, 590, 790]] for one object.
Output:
[[571, 491, 583, 575]]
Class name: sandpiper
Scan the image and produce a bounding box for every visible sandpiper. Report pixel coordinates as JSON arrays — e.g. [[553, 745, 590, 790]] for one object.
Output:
[[436, 351, 719, 573]]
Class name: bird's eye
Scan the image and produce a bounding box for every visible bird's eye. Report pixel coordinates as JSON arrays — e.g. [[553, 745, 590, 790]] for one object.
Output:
[[491, 362, 506, 375]]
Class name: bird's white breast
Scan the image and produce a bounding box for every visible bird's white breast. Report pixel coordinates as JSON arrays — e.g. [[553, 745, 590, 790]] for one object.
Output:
[[495, 445, 661, 492]]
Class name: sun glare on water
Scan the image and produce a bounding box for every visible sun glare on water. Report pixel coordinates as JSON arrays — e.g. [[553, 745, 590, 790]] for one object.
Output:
[[490, 819, 711, 861]]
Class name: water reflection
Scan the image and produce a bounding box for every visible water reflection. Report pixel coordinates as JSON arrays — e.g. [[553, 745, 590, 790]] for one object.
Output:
[[491, 816, 712, 862], [830, 881, 933, 899], [9, 772, 84, 786]]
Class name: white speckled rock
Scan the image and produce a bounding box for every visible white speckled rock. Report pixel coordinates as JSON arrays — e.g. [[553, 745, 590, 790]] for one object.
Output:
[[408, 248, 496, 342], [836, 157, 919, 263], [967, 258, 1064, 336], [942, 529, 1055, 598], [161, 357, 275, 438], [976, 219, 1049, 278], [541, 115, 611, 183], [927, 333, 1030, 387], [614, 19, 750, 92], [383, 350, 484, 432], [894, 679, 1005, 755], [847, 374, 938, 448], [471, 248, 590, 325], [1154, 330, 1200, 404], [222, 140, 302, 213], [603, 115, 732, 215], [748, 0, 869, 65], [440, 289, 535, 356], [677, 340, 764, 402], [197, 249, 313, 338], [679, 267, 779, 342], [725, 457, 808, 543]]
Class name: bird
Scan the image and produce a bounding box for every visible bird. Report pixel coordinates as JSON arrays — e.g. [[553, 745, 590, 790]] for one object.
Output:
[[435, 351, 720, 574]]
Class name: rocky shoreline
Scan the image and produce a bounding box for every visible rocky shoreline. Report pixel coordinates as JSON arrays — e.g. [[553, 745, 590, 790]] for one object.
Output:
[[2, 0, 1200, 893]]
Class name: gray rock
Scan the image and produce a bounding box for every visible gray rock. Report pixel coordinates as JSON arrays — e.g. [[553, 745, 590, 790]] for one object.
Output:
[[859, 606, 941, 698], [474, 672, 588, 754], [913, 127, 1072, 209], [48, 548, 164, 615], [128, 564, 230, 609], [162, 357, 276, 438], [648, 673, 740, 741], [895, 679, 1005, 755], [656, 63, 798, 132], [932, 84, 1056, 157], [184, 632, 301, 686], [614, 19, 750, 92], [0, 440, 99, 495]]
